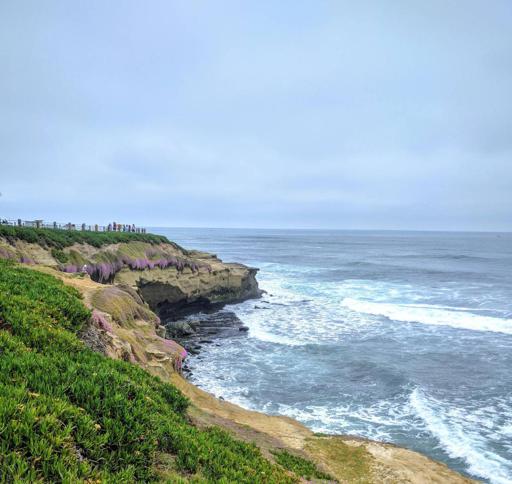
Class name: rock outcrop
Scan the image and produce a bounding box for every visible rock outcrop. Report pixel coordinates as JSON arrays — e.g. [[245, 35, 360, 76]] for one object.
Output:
[[114, 250, 261, 320], [51, 271, 187, 381], [0, 237, 261, 319]]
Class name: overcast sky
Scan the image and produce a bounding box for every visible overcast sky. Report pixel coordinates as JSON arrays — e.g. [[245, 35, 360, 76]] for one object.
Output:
[[1, 1, 511, 230]]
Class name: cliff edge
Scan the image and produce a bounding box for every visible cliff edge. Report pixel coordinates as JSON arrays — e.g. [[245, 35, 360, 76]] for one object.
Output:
[[0, 231, 261, 319]]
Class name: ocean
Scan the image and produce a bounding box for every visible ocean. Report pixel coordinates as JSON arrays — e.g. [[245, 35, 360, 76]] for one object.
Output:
[[154, 228, 512, 483]]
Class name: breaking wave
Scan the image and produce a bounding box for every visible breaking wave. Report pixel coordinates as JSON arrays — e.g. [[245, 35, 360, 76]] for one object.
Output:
[[410, 388, 512, 484], [342, 298, 512, 335]]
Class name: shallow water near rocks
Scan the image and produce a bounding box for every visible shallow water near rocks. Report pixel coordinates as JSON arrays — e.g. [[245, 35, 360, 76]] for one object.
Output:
[[155, 228, 512, 484]]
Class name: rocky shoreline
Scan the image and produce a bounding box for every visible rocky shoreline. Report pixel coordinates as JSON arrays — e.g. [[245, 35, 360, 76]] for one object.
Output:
[[0, 233, 475, 482], [164, 310, 249, 377]]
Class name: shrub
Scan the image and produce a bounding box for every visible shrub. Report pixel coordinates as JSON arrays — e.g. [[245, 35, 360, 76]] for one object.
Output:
[[51, 248, 70, 263], [0, 225, 170, 249]]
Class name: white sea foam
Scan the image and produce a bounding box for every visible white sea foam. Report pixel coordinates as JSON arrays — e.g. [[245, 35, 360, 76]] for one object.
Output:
[[338, 279, 511, 314], [342, 298, 512, 335], [274, 396, 417, 443], [230, 274, 349, 346], [233, 271, 401, 346], [410, 388, 512, 484]]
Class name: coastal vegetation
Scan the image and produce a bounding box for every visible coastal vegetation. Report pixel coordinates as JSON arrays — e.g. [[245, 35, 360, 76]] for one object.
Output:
[[0, 225, 208, 284], [305, 437, 373, 483], [271, 449, 333, 480], [0, 260, 328, 482], [0, 224, 169, 249], [61, 253, 208, 283]]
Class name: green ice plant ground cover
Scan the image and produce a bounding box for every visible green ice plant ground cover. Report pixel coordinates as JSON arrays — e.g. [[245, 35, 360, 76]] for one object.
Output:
[[0, 260, 331, 482], [0, 225, 169, 249], [272, 449, 333, 481]]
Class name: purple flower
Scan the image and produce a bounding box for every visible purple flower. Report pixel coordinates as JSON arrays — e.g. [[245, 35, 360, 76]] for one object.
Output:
[[58, 251, 209, 284], [92, 310, 113, 332]]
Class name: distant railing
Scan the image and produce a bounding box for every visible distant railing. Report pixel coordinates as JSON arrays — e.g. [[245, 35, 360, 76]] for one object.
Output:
[[0, 218, 147, 234]]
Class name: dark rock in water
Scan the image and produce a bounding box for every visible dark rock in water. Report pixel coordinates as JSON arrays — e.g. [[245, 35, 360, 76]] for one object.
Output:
[[165, 320, 196, 338], [165, 310, 249, 359]]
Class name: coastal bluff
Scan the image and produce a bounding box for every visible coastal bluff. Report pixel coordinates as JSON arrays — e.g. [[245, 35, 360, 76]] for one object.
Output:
[[0, 226, 474, 483], [0, 227, 261, 318], [115, 249, 261, 320]]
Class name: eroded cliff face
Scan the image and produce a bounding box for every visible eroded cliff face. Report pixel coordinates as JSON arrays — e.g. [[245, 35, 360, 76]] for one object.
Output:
[[0, 237, 261, 318], [115, 251, 261, 319], [41, 269, 187, 381]]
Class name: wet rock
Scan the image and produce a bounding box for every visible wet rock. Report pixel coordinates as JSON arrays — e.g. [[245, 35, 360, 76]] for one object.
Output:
[[165, 320, 196, 338], [165, 310, 249, 360]]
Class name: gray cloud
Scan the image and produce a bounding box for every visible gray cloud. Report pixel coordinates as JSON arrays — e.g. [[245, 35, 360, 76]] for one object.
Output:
[[0, 0, 511, 230]]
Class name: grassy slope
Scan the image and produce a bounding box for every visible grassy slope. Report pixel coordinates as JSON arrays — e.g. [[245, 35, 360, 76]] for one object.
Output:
[[0, 260, 331, 483], [0, 225, 170, 249]]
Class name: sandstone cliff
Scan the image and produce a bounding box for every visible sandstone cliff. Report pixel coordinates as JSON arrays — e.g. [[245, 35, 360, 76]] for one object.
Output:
[[0, 236, 261, 319], [115, 250, 261, 319]]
